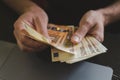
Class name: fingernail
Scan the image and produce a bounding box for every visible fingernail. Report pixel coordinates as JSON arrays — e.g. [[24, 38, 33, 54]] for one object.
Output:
[[72, 35, 80, 43]]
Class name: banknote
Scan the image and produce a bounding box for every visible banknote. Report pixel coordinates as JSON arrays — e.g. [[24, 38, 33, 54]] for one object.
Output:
[[23, 22, 107, 64], [51, 36, 107, 64], [23, 22, 50, 44], [50, 26, 107, 63], [23, 22, 76, 54], [66, 37, 107, 64]]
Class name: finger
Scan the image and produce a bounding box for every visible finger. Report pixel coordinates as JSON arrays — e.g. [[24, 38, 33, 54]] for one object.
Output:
[[15, 28, 48, 49], [14, 18, 49, 52], [89, 23, 104, 42], [14, 30, 47, 52], [22, 36, 48, 49], [20, 39, 48, 53], [14, 19, 28, 36], [17, 39, 38, 53], [14, 19, 41, 48], [14, 30, 27, 51], [71, 23, 92, 44], [34, 17, 50, 39], [14, 30, 26, 51]]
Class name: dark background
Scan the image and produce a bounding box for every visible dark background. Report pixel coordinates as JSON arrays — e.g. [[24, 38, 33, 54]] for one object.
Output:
[[0, 0, 120, 42]]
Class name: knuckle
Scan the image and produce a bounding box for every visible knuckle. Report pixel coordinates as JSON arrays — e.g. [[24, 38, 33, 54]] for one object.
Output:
[[20, 35, 26, 44], [14, 20, 25, 31], [93, 34, 104, 42], [80, 18, 93, 28], [17, 43, 26, 52], [84, 20, 93, 27], [86, 10, 96, 16], [13, 21, 17, 27], [100, 35, 104, 42], [82, 26, 89, 32], [13, 21, 18, 29], [88, 10, 95, 14], [80, 22, 92, 33]]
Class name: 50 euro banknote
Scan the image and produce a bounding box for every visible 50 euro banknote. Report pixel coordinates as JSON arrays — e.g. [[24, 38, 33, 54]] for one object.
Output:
[[23, 22, 77, 54], [23, 22, 107, 64], [51, 36, 107, 64]]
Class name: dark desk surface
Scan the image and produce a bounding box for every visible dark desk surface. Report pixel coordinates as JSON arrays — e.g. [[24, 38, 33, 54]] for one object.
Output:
[[88, 33, 120, 79], [0, 41, 113, 80]]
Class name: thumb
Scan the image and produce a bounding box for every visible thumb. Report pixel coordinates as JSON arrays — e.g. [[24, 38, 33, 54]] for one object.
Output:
[[71, 24, 91, 44], [34, 17, 50, 40]]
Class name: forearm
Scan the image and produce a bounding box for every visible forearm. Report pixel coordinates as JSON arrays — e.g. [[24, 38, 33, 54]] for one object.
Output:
[[3, 0, 43, 14], [98, 0, 120, 25]]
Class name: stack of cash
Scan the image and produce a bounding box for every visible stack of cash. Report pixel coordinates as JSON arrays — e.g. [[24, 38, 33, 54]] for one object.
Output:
[[24, 23, 107, 64]]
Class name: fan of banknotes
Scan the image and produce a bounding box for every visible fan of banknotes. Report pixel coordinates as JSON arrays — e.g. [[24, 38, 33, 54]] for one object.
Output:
[[23, 22, 107, 64]]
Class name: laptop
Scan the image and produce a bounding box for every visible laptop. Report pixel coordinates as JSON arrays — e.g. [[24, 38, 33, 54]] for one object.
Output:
[[0, 41, 113, 80]]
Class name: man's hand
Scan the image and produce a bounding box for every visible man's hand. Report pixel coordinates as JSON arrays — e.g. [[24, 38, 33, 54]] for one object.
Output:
[[14, 6, 49, 52], [71, 10, 105, 44], [71, 0, 120, 44]]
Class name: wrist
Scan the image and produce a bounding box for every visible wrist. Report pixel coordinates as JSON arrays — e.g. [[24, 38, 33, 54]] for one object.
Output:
[[96, 9, 111, 26], [23, 4, 49, 23], [21, 1, 44, 13], [24, 4, 43, 13], [9, 0, 46, 15], [97, 0, 120, 26]]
